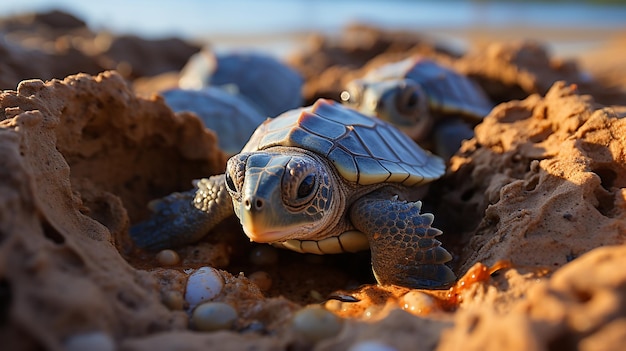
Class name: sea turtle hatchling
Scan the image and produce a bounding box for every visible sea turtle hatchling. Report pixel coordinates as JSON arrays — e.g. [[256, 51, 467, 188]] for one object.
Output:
[[341, 56, 493, 158], [131, 99, 456, 288]]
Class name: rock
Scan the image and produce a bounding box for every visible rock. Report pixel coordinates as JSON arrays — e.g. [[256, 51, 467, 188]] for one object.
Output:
[[438, 245, 626, 351], [0, 71, 224, 350], [0, 9, 201, 90], [433, 82, 626, 275]]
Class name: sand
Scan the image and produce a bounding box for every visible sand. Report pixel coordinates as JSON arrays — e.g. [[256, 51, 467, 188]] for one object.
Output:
[[1, 9, 626, 351]]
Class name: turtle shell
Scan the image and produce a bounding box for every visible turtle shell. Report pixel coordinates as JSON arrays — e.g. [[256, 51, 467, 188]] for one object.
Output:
[[162, 87, 266, 155], [363, 56, 493, 120], [242, 99, 445, 186], [179, 50, 303, 118]]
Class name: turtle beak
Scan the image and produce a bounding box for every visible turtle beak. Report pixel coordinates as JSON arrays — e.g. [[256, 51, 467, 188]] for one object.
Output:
[[235, 153, 294, 243], [238, 196, 286, 243], [239, 198, 304, 244]]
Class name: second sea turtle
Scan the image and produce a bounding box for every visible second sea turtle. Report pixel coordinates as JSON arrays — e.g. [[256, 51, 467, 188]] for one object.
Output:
[[341, 56, 493, 158]]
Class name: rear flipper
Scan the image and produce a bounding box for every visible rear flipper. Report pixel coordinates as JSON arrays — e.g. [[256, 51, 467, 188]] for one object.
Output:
[[350, 194, 456, 289], [130, 175, 233, 250]]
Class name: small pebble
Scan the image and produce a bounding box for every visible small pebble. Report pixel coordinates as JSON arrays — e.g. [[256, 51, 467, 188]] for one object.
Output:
[[185, 267, 224, 309], [248, 271, 272, 292], [64, 331, 115, 351], [348, 340, 399, 351], [192, 302, 238, 331], [292, 306, 342, 342], [156, 249, 180, 266], [401, 290, 437, 315], [324, 299, 343, 312], [249, 245, 279, 266], [162, 290, 185, 310]]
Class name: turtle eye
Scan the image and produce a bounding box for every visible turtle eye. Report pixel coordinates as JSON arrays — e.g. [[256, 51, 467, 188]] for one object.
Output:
[[225, 154, 248, 197], [395, 84, 422, 117], [225, 171, 237, 193], [297, 174, 316, 199], [283, 157, 319, 208]]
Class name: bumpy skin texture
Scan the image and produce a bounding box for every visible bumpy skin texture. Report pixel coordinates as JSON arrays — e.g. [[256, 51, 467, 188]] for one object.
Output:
[[350, 191, 455, 287], [130, 175, 232, 250]]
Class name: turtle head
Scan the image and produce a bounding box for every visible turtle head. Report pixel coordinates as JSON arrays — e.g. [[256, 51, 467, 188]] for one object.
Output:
[[341, 79, 433, 141], [225, 150, 338, 244]]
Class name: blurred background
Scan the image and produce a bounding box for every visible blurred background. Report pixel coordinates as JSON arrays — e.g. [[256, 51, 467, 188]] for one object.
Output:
[[2, 0, 626, 57], [1, 0, 625, 98]]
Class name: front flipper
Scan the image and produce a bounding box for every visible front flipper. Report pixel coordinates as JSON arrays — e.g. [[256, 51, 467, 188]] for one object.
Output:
[[350, 194, 456, 289], [130, 174, 233, 250]]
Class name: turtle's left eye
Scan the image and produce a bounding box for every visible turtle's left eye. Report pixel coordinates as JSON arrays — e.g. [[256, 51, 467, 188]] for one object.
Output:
[[225, 154, 248, 198], [225, 172, 237, 193], [395, 84, 422, 117], [297, 174, 316, 199]]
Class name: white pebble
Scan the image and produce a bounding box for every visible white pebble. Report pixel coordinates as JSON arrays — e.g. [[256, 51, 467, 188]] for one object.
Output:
[[192, 302, 238, 331], [401, 290, 437, 315], [156, 249, 181, 266], [162, 290, 185, 310], [324, 299, 343, 312], [348, 340, 399, 351], [292, 306, 342, 342], [185, 267, 224, 310], [65, 331, 115, 351]]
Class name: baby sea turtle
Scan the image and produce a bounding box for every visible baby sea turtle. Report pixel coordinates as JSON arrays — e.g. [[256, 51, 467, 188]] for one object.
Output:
[[179, 50, 304, 118], [161, 87, 266, 155], [341, 56, 493, 158], [131, 99, 455, 289]]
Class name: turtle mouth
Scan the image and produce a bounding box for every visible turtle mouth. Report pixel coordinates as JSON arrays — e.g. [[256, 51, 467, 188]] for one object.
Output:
[[242, 225, 292, 244]]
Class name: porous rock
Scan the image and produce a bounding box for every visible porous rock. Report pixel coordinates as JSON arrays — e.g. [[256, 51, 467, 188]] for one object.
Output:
[[0, 71, 224, 350], [435, 81, 626, 274], [438, 245, 626, 351]]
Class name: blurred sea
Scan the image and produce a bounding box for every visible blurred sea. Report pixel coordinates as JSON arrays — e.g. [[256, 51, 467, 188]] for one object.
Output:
[[2, 0, 626, 56]]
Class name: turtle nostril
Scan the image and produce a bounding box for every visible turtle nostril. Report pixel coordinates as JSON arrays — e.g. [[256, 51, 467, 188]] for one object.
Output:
[[244, 197, 264, 211], [255, 199, 264, 209]]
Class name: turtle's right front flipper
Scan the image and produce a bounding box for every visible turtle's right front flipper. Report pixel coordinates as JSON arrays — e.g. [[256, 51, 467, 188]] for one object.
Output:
[[130, 174, 233, 250], [350, 193, 456, 289]]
